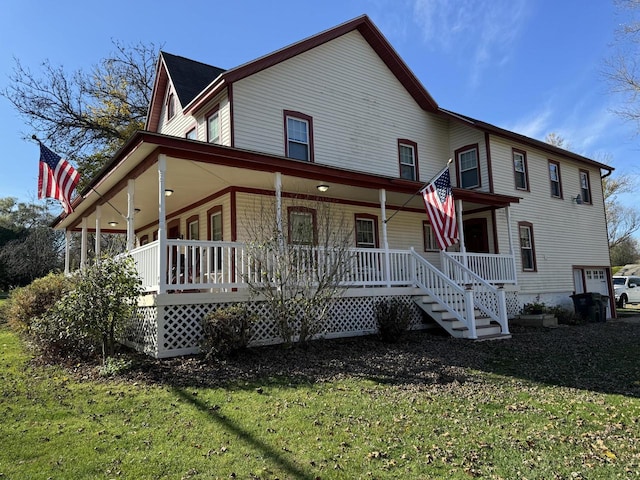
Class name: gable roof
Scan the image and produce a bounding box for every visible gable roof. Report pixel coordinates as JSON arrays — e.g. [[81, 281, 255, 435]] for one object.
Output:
[[146, 52, 225, 131], [439, 108, 614, 174], [183, 14, 439, 115], [162, 52, 225, 107]]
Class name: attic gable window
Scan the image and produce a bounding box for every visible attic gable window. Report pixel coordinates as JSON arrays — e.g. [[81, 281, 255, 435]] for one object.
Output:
[[206, 106, 220, 144], [513, 149, 529, 191], [455, 144, 480, 189], [284, 110, 314, 162], [167, 93, 175, 120], [398, 139, 419, 181]]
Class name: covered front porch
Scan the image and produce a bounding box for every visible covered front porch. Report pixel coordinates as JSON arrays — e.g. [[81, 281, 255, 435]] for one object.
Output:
[[55, 132, 521, 356]]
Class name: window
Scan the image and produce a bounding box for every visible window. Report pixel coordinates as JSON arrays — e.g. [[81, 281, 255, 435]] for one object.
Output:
[[139, 235, 149, 246], [398, 140, 418, 181], [167, 93, 175, 120], [185, 127, 197, 140], [456, 145, 480, 189], [187, 215, 199, 240], [208, 206, 223, 270], [423, 221, 437, 251], [288, 207, 316, 244], [355, 214, 378, 248], [513, 149, 528, 191], [579, 170, 592, 204], [206, 106, 220, 144], [518, 222, 537, 272], [284, 110, 313, 162], [548, 160, 563, 198]]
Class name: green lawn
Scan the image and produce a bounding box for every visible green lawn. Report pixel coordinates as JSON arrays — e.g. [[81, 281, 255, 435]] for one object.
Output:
[[1, 324, 640, 479]]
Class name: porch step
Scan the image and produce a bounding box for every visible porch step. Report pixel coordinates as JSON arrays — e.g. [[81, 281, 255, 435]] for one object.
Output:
[[413, 295, 508, 340]]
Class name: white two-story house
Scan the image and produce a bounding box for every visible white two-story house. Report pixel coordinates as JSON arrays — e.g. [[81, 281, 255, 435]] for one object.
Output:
[[52, 15, 614, 358]]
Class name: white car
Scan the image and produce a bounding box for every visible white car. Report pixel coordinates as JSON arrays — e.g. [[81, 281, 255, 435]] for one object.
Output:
[[613, 275, 640, 308]]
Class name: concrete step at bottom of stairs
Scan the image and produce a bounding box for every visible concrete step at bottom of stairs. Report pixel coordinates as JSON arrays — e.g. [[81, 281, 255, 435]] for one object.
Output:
[[453, 321, 502, 338]]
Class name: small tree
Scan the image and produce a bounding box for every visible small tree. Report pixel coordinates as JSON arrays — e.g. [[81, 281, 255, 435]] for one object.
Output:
[[241, 197, 354, 345], [50, 255, 142, 360]]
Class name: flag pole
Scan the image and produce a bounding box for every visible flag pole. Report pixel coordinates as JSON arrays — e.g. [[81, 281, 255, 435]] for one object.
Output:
[[384, 158, 452, 225], [33, 134, 126, 220]]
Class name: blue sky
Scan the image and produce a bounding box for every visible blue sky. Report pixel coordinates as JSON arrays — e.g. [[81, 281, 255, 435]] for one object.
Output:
[[1, 0, 638, 230]]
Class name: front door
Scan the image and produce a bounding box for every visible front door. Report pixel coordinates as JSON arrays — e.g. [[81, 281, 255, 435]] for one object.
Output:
[[463, 218, 489, 253]]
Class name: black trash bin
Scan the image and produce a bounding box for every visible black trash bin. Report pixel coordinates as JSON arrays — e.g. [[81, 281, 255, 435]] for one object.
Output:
[[570, 292, 602, 322], [597, 295, 609, 322]]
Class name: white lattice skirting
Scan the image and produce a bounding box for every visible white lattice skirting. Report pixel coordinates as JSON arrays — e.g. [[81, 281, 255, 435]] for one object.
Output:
[[125, 290, 429, 358]]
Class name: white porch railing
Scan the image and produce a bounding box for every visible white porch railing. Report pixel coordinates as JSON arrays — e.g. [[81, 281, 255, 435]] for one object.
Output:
[[445, 252, 517, 284], [440, 251, 510, 334], [128, 240, 416, 293]]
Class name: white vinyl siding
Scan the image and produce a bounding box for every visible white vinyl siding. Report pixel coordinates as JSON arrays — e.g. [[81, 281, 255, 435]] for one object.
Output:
[[232, 31, 449, 180], [490, 136, 608, 297]]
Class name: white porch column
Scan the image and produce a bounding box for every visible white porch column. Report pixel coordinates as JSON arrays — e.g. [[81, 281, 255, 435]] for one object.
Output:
[[80, 217, 88, 270], [275, 172, 282, 238], [456, 199, 466, 261], [158, 154, 167, 294], [95, 205, 102, 259], [126, 179, 135, 251], [379, 188, 391, 287], [64, 229, 71, 274]]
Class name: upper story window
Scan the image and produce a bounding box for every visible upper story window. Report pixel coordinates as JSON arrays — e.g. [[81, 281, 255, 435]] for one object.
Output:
[[167, 93, 175, 120], [518, 222, 537, 272], [288, 206, 317, 244], [284, 110, 314, 162], [355, 214, 378, 248], [579, 170, 592, 204], [548, 160, 563, 199], [513, 149, 529, 191], [206, 106, 220, 144], [423, 221, 437, 251], [456, 144, 480, 189], [186, 127, 197, 140], [398, 140, 418, 181]]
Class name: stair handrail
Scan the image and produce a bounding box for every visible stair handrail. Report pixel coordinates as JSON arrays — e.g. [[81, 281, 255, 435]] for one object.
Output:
[[410, 248, 477, 338], [441, 251, 509, 334]]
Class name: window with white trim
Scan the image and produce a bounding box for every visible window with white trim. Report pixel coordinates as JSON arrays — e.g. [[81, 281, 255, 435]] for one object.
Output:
[[288, 207, 316, 244], [423, 221, 437, 251], [457, 146, 480, 188], [579, 170, 592, 204], [167, 93, 175, 120], [398, 141, 418, 181], [518, 222, 536, 271], [187, 215, 199, 240], [513, 149, 528, 190], [549, 160, 562, 198], [284, 111, 313, 162], [207, 110, 220, 144], [355, 216, 377, 248]]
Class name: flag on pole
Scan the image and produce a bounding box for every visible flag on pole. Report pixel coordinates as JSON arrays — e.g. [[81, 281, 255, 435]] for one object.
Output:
[[421, 167, 458, 250], [38, 142, 80, 214]]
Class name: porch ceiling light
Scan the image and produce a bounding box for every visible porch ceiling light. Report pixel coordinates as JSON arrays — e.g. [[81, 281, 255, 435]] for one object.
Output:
[[316, 184, 329, 192], [108, 221, 118, 227], [164, 189, 174, 197]]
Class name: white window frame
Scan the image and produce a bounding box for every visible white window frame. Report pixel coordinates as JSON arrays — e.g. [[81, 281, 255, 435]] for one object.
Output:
[[207, 110, 220, 144], [458, 147, 480, 189], [355, 217, 377, 249], [399, 141, 417, 181], [513, 150, 527, 190]]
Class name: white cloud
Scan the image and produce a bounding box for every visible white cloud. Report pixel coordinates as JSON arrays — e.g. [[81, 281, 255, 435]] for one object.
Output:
[[411, 0, 528, 86]]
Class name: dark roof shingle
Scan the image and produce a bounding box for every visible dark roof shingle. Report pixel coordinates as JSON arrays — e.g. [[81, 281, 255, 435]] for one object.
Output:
[[161, 51, 225, 107]]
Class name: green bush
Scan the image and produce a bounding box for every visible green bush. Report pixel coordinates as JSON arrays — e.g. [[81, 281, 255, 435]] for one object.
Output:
[[4, 273, 72, 334], [50, 255, 142, 361], [549, 305, 584, 325], [201, 305, 253, 359], [375, 298, 412, 343]]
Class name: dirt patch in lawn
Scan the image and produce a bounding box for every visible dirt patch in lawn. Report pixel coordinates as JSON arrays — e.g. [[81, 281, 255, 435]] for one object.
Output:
[[103, 321, 640, 398]]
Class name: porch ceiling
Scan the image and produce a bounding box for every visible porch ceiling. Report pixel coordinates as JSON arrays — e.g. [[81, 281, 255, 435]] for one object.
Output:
[[56, 132, 519, 234]]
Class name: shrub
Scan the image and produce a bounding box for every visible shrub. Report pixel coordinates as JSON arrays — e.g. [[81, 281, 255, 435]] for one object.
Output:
[[375, 298, 412, 343], [201, 305, 253, 359], [549, 305, 584, 325], [4, 273, 72, 334], [50, 255, 142, 361]]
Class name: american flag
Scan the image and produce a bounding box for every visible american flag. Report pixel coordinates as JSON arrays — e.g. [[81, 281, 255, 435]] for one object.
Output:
[[421, 167, 458, 250], [38, 143, 80, 214]]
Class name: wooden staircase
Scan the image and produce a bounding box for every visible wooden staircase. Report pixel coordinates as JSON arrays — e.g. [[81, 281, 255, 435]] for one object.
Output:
[[413, 294, 511, 341]]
